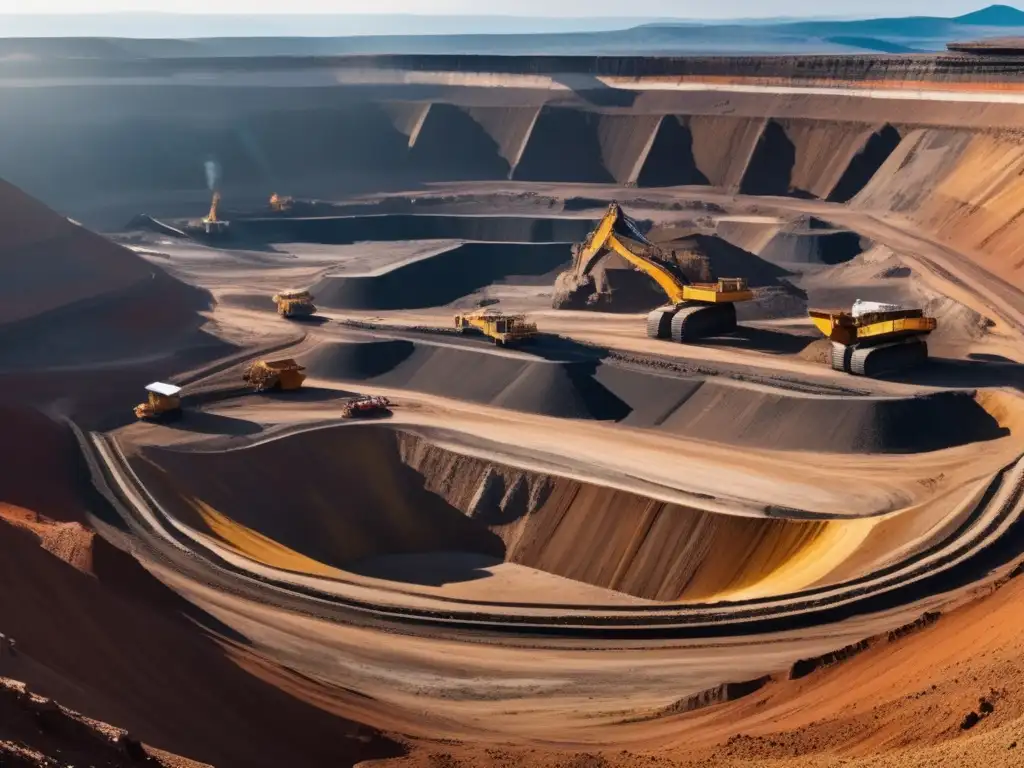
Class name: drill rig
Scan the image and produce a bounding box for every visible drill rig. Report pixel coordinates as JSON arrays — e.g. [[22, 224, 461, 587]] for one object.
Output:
[[571, 203, 753, 342], [201, 192, 229, 236], [809, 300, 937, 376]]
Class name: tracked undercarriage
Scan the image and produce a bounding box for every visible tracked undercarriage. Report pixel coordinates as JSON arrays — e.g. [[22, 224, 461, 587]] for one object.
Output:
[[830, 337, 930, 377], [811, 301, 937, 378], [646, 302, 739, 342]]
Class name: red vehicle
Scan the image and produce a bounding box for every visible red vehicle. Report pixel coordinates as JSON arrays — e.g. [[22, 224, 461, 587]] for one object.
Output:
[[342, 395, 392, 418]]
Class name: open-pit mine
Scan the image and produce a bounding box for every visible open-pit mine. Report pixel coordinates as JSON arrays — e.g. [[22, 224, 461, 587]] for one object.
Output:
[[2, 45, 1024, 768]]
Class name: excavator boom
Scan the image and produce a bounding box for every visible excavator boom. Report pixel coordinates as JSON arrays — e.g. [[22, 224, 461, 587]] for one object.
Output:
[[573, 203, 753, 343], [581, 204, 753, 306]]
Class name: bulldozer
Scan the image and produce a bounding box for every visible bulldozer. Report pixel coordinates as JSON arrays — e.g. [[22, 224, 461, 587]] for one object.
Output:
[[134, 382, 182, 421], [454, 310, 538, 347], [273, 290, 317, 319], [567, 203, 753, 342], [809, 300, 937, 376], [342, 395, 391, 418], [269, 193, 293, 213], [243, 359, 307, 392]]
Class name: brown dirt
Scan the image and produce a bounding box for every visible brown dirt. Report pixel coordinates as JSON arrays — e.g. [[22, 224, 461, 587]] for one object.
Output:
[[781, 119, 881, 200], [0, 406, 90, 523], [8, 65, 1024, 768], [0, 514, 402, 768], [372, 568, 1024, 767], [398, 431, 852, 601], [0, 676, 208, 768], [687, 116, 767, 191], [854, 128, 1024, 289]]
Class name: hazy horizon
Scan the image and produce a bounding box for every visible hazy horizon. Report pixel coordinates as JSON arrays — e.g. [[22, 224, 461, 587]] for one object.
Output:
[[0, 1, 1012, 20]]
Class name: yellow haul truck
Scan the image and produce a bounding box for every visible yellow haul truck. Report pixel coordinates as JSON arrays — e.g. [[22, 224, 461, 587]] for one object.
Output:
[[134, 382, 183, 421], [809, 300, 937, 376], [454, 310, 538, 347], [273, 290, 317, 319], [243, 359, 307, 392], [574, 203, 754, 342]]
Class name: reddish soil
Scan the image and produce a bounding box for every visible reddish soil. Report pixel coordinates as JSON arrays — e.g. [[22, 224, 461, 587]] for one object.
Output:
[[0, 514, 402, 768]]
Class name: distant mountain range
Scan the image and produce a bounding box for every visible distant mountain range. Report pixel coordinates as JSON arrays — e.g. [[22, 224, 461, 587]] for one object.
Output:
[[1, 4, 1023, 57]]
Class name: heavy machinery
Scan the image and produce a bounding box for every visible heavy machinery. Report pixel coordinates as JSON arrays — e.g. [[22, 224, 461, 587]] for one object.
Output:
[[269, 193, 293, 213], [342, 395, 392, 418], [809, 300, 937, 376], [574, 203, 754, 342], [454, 310, 538, 347], [201, 192, 229, 236], [134, 382, 182, 421], [273, 290, 317, 319], [243, 359, 307, 392]]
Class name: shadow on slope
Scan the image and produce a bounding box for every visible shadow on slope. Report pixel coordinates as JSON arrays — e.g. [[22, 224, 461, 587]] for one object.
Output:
[[134, 425, 507, 569], [233, 213, 594, 244], [311, 242, 571, 310], [302, 339, 631, 421]]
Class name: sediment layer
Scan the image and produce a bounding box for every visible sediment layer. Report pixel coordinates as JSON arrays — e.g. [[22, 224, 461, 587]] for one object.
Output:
[[132, 424, 881, 602]]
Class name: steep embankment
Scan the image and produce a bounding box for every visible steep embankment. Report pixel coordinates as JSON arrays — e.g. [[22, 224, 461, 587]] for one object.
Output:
[[311, 242, 571, 310], [854, 128, 1024, 289], [133, 424, 880, 603], [302, 339, 1008, 453], [0, 177, 225, 372], [396, 432, 868, 603], [132, 426, 506, 569], [0, 406, 399, 768], [0, 514, 401, 768]]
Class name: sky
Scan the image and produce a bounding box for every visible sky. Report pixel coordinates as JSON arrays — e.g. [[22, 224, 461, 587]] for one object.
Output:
[[0, 0, 1001, 19]]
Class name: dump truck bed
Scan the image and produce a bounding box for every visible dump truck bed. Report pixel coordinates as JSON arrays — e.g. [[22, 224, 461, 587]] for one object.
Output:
[[809, 307, 936, 346]]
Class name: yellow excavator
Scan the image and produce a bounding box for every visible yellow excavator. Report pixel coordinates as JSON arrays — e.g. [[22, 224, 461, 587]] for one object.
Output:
[[454, 310, 538, 346], [575, 203, 753, 342], [810, 300, 937, 376]]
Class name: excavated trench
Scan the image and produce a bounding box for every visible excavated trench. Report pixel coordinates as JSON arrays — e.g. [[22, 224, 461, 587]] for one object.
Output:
[[130, 424, 896, 603]]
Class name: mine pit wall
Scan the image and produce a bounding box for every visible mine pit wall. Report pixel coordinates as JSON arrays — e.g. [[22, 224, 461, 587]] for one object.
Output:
[[852, 127, 1024, 288], [396, 431, 841, 602], [134, 424, 853, 603], [6, 59, 1024, 288]]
